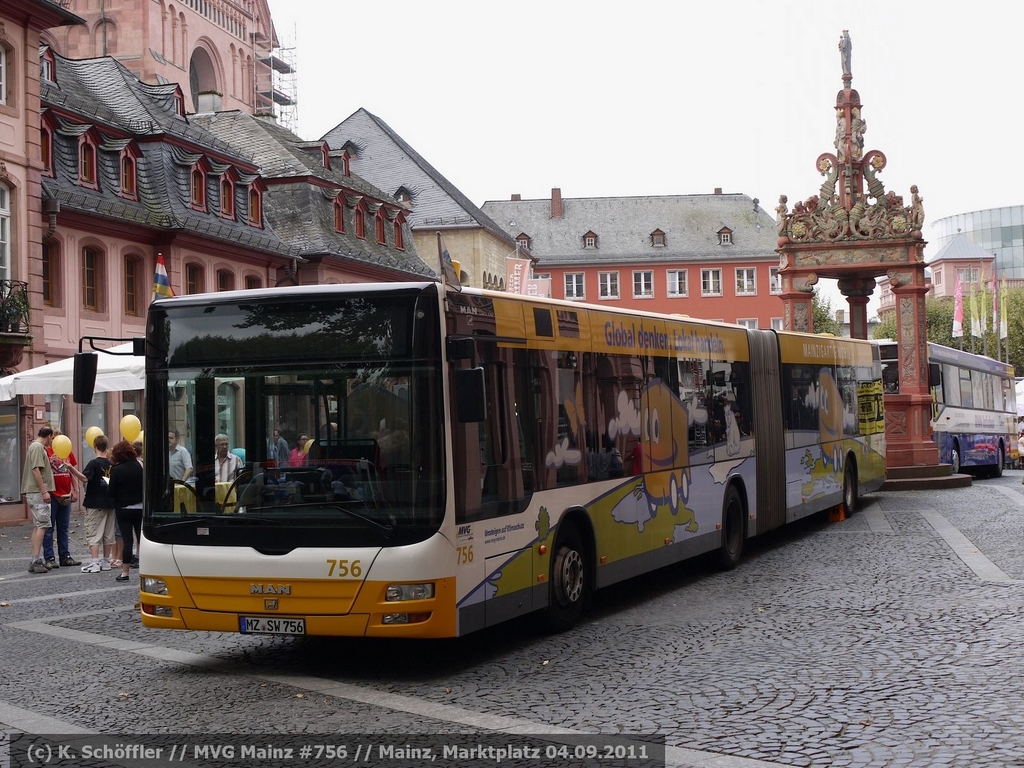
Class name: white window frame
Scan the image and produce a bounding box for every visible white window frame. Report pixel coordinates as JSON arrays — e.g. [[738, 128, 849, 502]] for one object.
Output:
[[720, 231, 732, 245], [934, 271, 942, 285], [534, 272, 551, 280], [652, 232, 665, 247], [701, 268, 722, 297], [632, 270, 654, 299], [667, 269, 688, 297], [735, 267, 757, 296], [564, 272, 585, 300], [0, 184, 9, 281], [0, 46, 6, 105], [770, 267, 782, 294], [584, 235, 597, 249], [598, 271, 619, 300], [771, 317, 784, 331], [957, 267, 979, 284], [737, 318, 758, 329]]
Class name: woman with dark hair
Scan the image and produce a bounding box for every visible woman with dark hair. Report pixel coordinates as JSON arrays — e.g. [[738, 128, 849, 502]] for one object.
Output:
[[107, 439, 143, 583]]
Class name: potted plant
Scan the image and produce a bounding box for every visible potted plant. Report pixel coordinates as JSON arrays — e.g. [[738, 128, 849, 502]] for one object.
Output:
[[0, 281, 29, 333]]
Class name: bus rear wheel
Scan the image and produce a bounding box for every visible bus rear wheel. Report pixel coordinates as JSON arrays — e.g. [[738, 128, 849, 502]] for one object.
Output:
[[540, 523, 588, 633], [716, 486, 745, 570]]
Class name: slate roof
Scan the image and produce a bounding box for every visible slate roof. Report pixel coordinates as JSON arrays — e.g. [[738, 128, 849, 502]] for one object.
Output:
[[41, 52, 295, 258], [927, 233, 995, 264], [480, 192, 780, 267], [320, 108, 518, 249], [191, 111, 436, 278]]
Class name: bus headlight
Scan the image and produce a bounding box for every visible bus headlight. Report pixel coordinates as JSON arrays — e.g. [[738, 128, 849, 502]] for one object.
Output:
[[141, 577, 168, 596], [385, 583, 434, 602]]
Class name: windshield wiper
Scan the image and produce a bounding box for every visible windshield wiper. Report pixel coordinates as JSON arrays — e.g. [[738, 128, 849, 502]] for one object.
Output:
[[151, 514, 275, 530], [287, 502, 397, 538]]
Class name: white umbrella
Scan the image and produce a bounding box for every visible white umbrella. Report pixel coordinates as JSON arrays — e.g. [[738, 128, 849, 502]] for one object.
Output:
[[0, 342, 144, 401]]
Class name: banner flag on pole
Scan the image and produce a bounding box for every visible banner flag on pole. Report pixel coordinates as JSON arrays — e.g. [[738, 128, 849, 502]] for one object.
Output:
[[1000, 277, 1009, 340], [506, 257, 531, 295], [969, 280, 981, 337], [153, 253, 175, 300], [993, 277, 999, 334], [436, 232, 462, 292], [952, 275, 963, 338]]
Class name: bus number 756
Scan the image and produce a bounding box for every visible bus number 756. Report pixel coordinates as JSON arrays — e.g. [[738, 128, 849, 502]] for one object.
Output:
[[326, 559, 362, 577]]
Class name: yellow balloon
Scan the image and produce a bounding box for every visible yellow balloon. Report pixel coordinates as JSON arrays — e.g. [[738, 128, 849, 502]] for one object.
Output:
[[85, 426, 103, 449], [52, 434, 73, 459], [120, 414, 142, 442], [136, 431, 144, 445], [303, 439, 314, 455]]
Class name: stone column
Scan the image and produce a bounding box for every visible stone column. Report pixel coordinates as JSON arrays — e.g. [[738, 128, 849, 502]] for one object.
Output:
[[886, 271, 939, 468], [837, 276, 876, 340]]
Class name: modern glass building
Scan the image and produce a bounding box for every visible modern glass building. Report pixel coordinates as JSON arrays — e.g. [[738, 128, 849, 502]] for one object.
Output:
[[932, 206, 1024, 279]]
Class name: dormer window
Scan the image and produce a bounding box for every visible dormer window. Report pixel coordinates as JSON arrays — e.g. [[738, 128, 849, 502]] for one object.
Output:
[[354, 200, 367, 239], [375, 209, 386, 244], [395, 186, 413, 205], [41, 127, 53, 175], [321, 143, 330, 170], [583, 231, 598, 249], [40, 48, 56, 83], [120, 153, 137, 198], [190, 163, 207, 210], [78, 133, 99, 188], [516, 233, 532, 252], [651, 229, 666, 247], [220, 175, 236, 219], [246, 179, 265, 227], [333, 195, 346, 233], [394, 212, 406, 250], [172, 87, 185, 117], [718, 227, 733, 245]]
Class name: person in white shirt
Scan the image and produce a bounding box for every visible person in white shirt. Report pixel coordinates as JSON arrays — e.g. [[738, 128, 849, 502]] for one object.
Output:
[[168, 429, 193, 481], [214, 434, 242, 482]]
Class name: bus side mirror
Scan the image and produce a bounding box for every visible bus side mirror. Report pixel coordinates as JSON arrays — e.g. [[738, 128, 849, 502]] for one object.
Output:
[[73, 353, 98, 404], [929, 362, 941, 387], [454, 367, 486, 422], [448, 337, 475, 361]]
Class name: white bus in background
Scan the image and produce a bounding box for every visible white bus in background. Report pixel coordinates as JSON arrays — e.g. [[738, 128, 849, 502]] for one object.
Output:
[[878, 340, 1016, 476]]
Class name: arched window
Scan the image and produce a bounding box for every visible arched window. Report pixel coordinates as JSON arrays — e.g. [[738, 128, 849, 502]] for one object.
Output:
[[220, 176, 235, 218], [245, 275, 262, 290], [0, 45, 7, 105], [394, 213, 406, 250], [41, 241, 57, 306], [190, 165, 206, 209], [333, 197, 345, 233], [354, 201, 366, 239], [247, 184, 263, 227], [375, 210, 386, 244], [120, 152, 138, 198], [217, 269, 234, 292], [79, 137, 99, 188]]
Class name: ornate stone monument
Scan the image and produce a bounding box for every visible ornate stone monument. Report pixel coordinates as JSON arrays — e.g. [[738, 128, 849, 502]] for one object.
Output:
[[776, 32, 939, 469]]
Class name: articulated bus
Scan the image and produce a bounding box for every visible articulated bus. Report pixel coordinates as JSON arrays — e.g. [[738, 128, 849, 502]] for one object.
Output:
[[116, 283, 884, 638], [878, 340, 1015, 476]]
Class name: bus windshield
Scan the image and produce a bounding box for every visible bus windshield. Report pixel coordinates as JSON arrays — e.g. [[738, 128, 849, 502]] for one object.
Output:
[[143, 287, 445, 550]]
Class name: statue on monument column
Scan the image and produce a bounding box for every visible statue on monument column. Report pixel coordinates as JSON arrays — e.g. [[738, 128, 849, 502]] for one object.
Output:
[[775, 195, 788, 235], [910, 185, 925, 230], [850, 108, 866, 159], [839, 30, 852, 78]]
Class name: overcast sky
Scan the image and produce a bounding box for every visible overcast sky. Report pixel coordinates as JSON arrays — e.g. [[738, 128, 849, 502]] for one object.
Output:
[[267, 1, 1023, 315]]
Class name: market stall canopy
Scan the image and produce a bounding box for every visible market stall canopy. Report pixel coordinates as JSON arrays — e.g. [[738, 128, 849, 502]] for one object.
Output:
[[0, 342, 144, 401]]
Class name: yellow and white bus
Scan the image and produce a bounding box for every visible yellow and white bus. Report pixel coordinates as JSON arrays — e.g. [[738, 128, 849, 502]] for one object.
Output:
[[113, 282, 884, 637]]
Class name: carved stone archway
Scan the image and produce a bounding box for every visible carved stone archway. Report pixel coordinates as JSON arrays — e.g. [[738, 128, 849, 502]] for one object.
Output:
[[776, 32, 937, 470]]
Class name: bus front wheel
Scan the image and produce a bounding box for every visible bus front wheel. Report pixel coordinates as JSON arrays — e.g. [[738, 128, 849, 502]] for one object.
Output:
[[541, 523, 588, 633], [716, 486, 745, 570]]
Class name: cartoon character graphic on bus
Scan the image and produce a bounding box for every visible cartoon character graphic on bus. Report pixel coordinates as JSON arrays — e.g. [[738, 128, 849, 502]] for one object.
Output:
[[607, 380, 701, 533], [799, 367, 853, 500]]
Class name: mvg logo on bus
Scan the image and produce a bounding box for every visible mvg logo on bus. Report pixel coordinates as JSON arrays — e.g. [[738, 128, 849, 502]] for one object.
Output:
[[457, 524, 472, 540]]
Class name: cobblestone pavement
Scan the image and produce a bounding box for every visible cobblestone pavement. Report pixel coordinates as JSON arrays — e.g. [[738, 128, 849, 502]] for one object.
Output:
[[2, 474, 1024, 768]]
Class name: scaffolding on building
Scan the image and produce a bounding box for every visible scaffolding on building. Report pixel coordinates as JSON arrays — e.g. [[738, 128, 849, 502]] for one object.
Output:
[[254, 36, 297, 133]]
